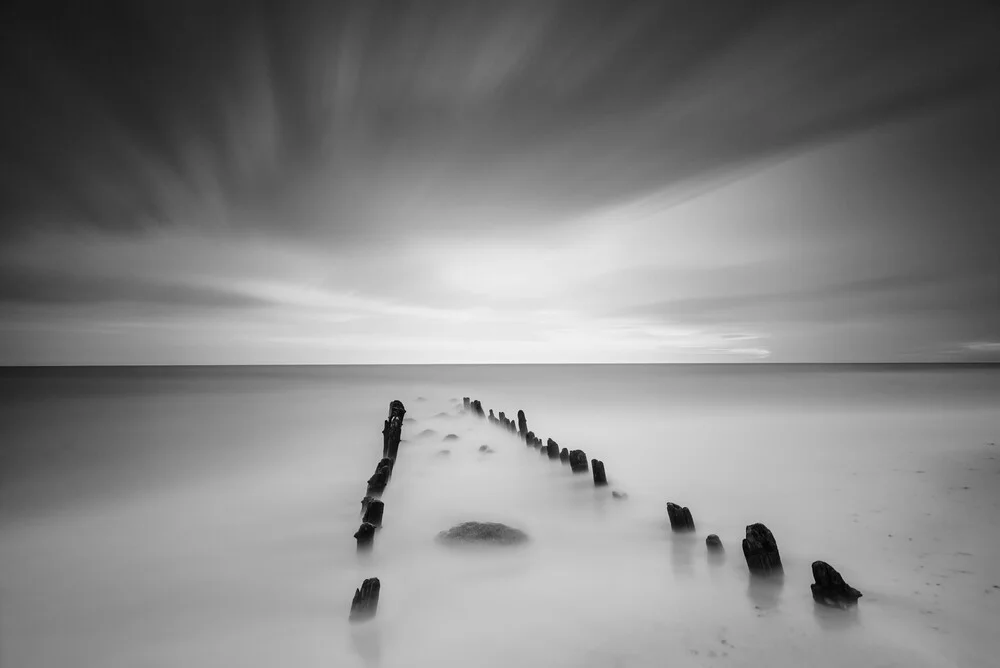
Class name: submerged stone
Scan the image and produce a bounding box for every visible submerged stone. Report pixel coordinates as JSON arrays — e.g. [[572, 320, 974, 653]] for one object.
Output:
[[436, 522, 529, 546]]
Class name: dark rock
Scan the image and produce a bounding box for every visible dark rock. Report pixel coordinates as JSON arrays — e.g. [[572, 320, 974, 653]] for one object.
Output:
[[706, 534, 724, 552], [592, 459, 608, 486], [463, 397, 471, 411], [612, 490, 628, 499], [415, 396, 426, 402], [517, 410, 528, 440], [666, 502, 696, 532], [349, 577, 381, 623], [525, 431, 536, 447], [362, 499, 384, 528], [479, 444, 495, 453], [354, 522, 376, 551], [569, 449, 588, 473], [436, 449, 451, 456], [811, 561, 862, 608], [560, 448, 570, 462], [546, 438, 560, 459], [436, 522, 529, 546], [443, 433, 459, 441], [382, 400, 406, 460], [743, 523, 783, 575], [418, 429, 436, 437]]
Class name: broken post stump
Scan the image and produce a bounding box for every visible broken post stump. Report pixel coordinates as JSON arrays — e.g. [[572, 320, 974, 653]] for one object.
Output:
[[525, 431, 536, 447], [362, 499, 384, 528], [546, 438, 560, 459], [560, 447, 569, 462], [471, 400, 485, 418], [811, 561, 862, 608], [743, 523, 783, 575], [592, 459, 607, 486], [355, 522, 376, 551], [382, 400, 406, 460], [366, 461, 392, 497], [706, 534, 724, 552], [569, 450, 588, 473], [463, 397, 470, 411], [666, 502, 696, 532], [349, 577, 381, 623], [517, 410, 527, 440]]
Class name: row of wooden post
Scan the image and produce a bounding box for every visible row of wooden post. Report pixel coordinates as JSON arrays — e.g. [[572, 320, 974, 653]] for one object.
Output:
[[461, 396, 862, 608], [349, 399, 407, 623]]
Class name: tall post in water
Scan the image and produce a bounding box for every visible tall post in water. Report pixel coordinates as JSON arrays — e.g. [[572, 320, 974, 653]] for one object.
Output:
[[463, 397, 471, 411], [592, 459, 608, 486], [382, 400, 406, 460], [350, 578, 381, 623]]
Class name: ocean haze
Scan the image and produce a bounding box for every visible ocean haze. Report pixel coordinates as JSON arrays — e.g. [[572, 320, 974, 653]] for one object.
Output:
[[1, 364, 998, 667]]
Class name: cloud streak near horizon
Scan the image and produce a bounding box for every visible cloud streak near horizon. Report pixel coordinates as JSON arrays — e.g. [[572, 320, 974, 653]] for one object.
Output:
[[1, 0, 999, 363]]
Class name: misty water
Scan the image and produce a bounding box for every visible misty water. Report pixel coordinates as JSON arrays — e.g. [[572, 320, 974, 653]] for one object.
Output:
[[1, 365, 999, 667]]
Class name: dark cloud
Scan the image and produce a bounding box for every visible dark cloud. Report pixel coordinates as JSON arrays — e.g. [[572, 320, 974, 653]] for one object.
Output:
[[0, 265, 273, 310], [2, 0, 999, 239]]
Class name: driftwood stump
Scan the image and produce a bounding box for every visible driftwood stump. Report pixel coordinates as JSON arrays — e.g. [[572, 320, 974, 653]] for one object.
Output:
[[666, 502, 696, 532], [811, 561, 862, 607], [517, 410, 527, 440], [569, 450, 588, 473], [743, 523, 783, 575], [355, 522, 375, 551], [362, 499, 384, 528], [382, 400, 406, 460], [592, 459, 607, 486], [349, 578, 381, 623], [546, 438, 560, 459]]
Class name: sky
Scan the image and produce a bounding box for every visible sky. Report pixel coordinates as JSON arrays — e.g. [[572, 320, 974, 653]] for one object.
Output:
[[1, 0, 999, 364]]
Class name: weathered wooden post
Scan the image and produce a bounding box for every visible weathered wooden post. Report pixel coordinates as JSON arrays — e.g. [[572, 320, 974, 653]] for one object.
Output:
[[471, 399, 485, 418], [560, 447, 569, 462], [743, 523, 783, 575], [525, 430, 536, 447], [592, 459, 607, 486], [366, 460, 392, 497], [362, 499, 384, 528], [488, 409, 496, 425], [382, 400, 406, 460], [360, 495, 377, 516], [499, 412, 507, 429], [355, 522, 376, 551], [546, 438, 560, 459], [569, 449, 588, 473], [349, 577, 381, 623], [706, 534, 724, 552], [517, 410, 528, 440], [463, 397, 470, 411], [666, 502, 696, 531], [811, 561, 862, 607]]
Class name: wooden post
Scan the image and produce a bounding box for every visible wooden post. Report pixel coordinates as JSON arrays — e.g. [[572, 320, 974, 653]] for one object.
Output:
[[559, 447, 569, 462], [592, 459, 607, 486], [666, 502, 696, 531], [517, 410, 527, 440], [706, 534, 724, 552], [349, 578, 381, 623], [525, 431, 536, 447], [362, 499, 384, 528], [569, 450, 588, 473], [743, 523, 783, 575], [366, 461, 392, 497], [382, 400, 406, 461], [355, 522, 376, 551], [811, 561, 862, 607], [471, 400, 485, 418], [546, 438, 560, 459], [463, 397, 470, 411]]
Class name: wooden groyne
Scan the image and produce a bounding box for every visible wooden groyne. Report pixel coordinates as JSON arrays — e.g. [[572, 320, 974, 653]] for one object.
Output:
[[460, 396, 863, 609]]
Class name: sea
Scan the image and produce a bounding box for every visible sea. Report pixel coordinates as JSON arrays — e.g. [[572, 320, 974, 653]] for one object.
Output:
[[1, 364, 999, 668]]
